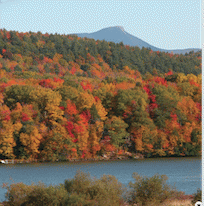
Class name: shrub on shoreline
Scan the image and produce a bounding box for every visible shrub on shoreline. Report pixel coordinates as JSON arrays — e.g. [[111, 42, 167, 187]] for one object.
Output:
[[127, 173, 180, 206], [191, 188, 202, 205], [2, 182, 67, 206], [2, 171, 126, 206], [64, 170, 126, 206]]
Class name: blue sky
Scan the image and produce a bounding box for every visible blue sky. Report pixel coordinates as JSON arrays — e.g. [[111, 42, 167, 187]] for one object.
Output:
[[0, 0, 201, 50]]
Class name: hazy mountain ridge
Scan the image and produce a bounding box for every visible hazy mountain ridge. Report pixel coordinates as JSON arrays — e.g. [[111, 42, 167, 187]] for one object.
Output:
[[74, 26, 201, 54]]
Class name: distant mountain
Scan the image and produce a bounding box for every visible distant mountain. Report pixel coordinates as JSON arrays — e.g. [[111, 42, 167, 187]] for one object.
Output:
[[74, 26, 201, 55]]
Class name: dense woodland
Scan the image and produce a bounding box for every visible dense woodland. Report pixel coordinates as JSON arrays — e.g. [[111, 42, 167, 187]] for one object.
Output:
[[0, 29, 201, 161]]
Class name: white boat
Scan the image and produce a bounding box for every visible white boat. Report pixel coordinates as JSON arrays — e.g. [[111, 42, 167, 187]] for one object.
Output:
[[0, 160, 8, 164]]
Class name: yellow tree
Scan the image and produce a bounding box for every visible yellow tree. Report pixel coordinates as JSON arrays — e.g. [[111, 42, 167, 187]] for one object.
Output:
[[0, 105, 16, 158], [176, 73, 187, 83], [30, 86, 64, 129], [20, 126, 42, 159], [177, 97, 200, 123], [29, 87, 68, 160], [88, 124, 101, 157], [53, 53, 63, 63], [95, 97, 107, 121], [76, 92, 95, 112], [11, 103, 23, 135], [10, 102, 41, 159], [152, 130, 167, 157], [186, 74, 198, 84], [142, 128, 157, 155], [0, 93, 4, 106], [40, 122, 72, 161], [89, 101, 107, 157]]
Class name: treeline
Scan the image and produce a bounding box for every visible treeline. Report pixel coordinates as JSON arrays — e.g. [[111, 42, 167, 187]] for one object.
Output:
[[0, 29, 202, 161], [0, 29, 201, 75], [1, 171, 202, 206]]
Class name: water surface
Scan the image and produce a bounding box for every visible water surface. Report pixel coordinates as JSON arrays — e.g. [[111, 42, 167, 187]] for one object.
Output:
[[0, 157, 201, 202]]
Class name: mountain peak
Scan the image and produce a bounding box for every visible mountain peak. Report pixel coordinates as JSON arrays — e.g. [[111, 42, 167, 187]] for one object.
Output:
[[109, 26, 125, 31], [75, 27, 201, 54]]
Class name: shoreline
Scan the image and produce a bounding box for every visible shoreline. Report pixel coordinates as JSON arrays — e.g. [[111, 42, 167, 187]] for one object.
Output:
[[0, 154, 201, 165], [0, 194, 195, 206]]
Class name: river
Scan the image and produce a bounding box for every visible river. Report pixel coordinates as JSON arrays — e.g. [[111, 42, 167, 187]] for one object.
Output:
[[0, 157, 201, 202]]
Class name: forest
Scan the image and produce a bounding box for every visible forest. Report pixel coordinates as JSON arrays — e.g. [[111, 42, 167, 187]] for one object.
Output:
[[0, 29, 201, 161]]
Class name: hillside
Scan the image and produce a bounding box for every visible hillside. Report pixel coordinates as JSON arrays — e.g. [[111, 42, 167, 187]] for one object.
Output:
[[0, 29, 201, 161]]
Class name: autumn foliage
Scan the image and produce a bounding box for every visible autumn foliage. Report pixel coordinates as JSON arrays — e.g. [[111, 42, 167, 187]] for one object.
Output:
[[0, 29, 201, 161]]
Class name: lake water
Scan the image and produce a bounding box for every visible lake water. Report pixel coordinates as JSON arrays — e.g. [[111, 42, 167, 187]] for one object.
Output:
[[0, 157, 201, 202]]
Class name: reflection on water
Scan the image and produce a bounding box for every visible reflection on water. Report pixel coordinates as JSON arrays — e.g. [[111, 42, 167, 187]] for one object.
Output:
[[0, 157, 201, 202]]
